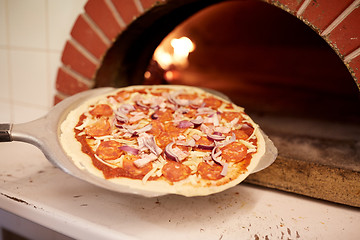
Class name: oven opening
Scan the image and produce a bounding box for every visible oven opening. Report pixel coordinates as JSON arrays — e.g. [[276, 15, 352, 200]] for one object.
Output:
[[94, 0, 360, 206]]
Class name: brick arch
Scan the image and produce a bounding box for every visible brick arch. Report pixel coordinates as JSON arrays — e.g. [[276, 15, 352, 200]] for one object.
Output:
[[54, 0, 360, 104]]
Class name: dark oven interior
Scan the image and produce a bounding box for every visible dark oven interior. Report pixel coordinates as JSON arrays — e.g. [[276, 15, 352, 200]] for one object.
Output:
[[93, 1, 360, 206]]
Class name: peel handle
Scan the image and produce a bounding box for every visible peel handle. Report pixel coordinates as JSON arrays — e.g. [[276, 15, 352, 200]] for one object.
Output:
[[0, 123, 12, 142]]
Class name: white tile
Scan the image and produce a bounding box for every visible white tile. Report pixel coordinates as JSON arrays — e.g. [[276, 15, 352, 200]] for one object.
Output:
[[8, 0, 47, 49], [12, 103, 47, 123], [0, 101, 11, 122], [9, 49, 49, 107], [48, 0, 87, 51], [0, 49, 10, 101], [0, 0, 7, 46], [48, 51, 61, 105]]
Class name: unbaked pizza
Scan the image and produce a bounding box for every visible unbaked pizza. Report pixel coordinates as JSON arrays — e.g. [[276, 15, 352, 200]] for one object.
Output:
[[60, 85, 266, 196]]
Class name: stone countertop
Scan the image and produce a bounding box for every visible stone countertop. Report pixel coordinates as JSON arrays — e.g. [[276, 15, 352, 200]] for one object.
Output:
[[0, 141, 359, 240]]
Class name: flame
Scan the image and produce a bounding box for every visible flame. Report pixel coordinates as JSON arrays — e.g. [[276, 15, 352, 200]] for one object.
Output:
[[171, 37, 195, 65], [153, 36, 195, 70], [153, 48, 172, 69]]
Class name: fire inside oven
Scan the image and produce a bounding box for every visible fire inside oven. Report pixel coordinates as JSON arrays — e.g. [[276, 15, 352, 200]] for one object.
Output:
[[94, 1, 360, 207]]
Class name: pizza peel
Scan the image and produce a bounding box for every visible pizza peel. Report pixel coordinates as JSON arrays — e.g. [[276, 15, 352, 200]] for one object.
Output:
[[0, 87, 277, 197]]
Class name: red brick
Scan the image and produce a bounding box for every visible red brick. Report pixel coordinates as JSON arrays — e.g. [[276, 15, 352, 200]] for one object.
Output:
[[302, 0, 353, 32], [348, 55, 360, 88], [61, 41, 98, 80], [111, 0, 141, 24], [55, 67, 91, 96], [327, 7, 360, 56], [54, 94, 65, 105], [140, 0, 166, 11], [272, 0, 304, 14], [85, 0, 123, 41], [71, 14, 109, 59]]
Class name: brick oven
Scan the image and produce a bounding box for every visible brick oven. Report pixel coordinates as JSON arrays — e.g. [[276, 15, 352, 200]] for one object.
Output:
[[54, 0, 360, 207]]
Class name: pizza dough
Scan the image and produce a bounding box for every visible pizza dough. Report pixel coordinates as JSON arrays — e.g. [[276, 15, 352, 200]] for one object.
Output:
[[60, 85, 266, 196]]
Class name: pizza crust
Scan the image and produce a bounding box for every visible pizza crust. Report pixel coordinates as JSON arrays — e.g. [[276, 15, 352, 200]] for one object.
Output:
[[60, 85, 266, 196]]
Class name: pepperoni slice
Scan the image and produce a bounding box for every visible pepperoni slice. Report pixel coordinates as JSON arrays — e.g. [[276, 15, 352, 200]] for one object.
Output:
[[203, 97, 223, 109], [95, 140, 123, 160], [178, 93, 198, 100], [85, 118, 112, 137], [221, 111, 243, 122], [122, 155, 152, 179], [197, 162, 224, 180], [231, 129, 249, 140], [150, 91, 164, 97], [147, 120, 165, 137], [155, 132, 173, 149], [164, 122, 186, 139], [115, 90, 131, 101], [194, 136, 214, 151], [154, 109, 173, 122], [162, 161, 191, 182], [241, 124, 254, 136], [196, 136, 213, 145], [224, 103, 234, 109], [221, 142, 247, 163], [89, 104, 113, 117]]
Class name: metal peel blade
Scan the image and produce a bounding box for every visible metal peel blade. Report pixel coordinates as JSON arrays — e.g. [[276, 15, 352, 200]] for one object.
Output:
[[0, 87, 277, 197]]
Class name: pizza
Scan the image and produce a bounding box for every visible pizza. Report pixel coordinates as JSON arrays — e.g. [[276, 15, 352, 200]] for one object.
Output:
[[60, 85, 266, 196]]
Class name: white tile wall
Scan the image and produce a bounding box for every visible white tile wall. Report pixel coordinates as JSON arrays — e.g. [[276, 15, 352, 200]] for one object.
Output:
[[0, 0, 87, 124]]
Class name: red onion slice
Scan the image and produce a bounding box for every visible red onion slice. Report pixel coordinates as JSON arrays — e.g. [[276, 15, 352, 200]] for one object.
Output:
[[119, 104, 135, 113], [115, 112, 129, 123], [114, 120, 123, 128], [196, 107, 215, 115], [177, 120, 194, 129], [207, 133, 226, 141], [207, 113, 219, 126], [214, 126, 231, 134], [119, 145, 139, 155], [189, 99, 204, 108], [196, 144, 215, 150], [211, 146, 228, 176], [200, 123, 213, 135], [115, 104, 135, 124], [190, 116, 203, 127], [134, 124, 152, 135], [229, 117, 240, 127], [176, 138, 196, 147], [136, 99, 149, 109], [211, 146, 222, 162], [220, 162, 228, 176], [144, 134, 162, 156], [164, 142, 180, 162], [176, 107, 189, 114], [216, 133, 236, 147], [151, 113, 159, 120], [168, 91, 190, 107], [129, 112, 146, 123]]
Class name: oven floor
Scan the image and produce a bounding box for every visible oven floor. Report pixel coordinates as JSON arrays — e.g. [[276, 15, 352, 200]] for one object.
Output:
[[246, 113, 360, 207]]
